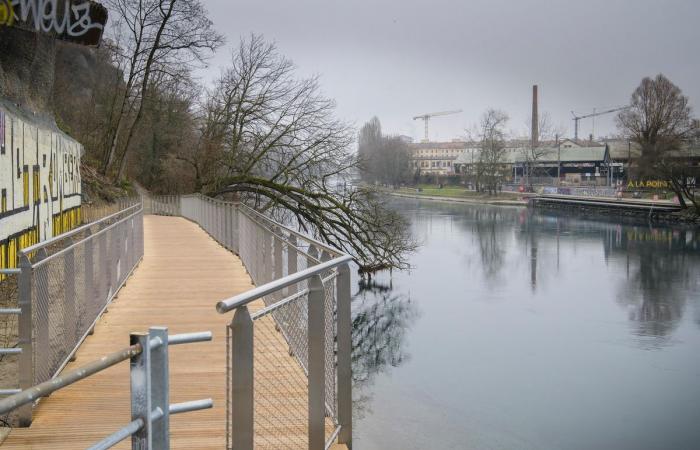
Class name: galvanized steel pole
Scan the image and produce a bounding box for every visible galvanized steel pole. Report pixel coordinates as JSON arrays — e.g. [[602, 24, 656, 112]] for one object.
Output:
[[337, 263, 353, 449], [229, 306, 254, 450], [308, 274, 326, 450]]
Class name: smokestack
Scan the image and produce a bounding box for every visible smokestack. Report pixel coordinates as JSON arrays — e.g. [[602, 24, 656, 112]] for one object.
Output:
[[532, 85, 539, 149]]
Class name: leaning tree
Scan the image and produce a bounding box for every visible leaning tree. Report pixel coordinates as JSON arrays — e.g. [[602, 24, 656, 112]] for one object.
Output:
[[183, 35, 416, 273]]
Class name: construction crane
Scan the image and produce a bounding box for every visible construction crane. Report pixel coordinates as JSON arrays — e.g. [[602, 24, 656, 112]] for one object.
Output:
[[413, 109, 462, 142], [571, 106, 629, 141]]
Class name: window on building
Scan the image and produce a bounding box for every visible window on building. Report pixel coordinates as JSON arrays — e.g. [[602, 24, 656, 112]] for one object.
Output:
[[1, 189, 6, 213]]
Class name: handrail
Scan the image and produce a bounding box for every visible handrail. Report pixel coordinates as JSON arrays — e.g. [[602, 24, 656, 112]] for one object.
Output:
[[149, 193, 353, 449], [216, 254, 352, 313], [185, 193, 342, 257], [20, 203, 141, 255], [238, 203, 342, 257], [33, 206, 144, 267], [0, 328, 213, 448], [0, 344, 142, 415]]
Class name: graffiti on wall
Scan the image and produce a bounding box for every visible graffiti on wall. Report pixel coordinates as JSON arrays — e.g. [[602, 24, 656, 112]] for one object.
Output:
[[0, 105, 83, 279], [0, 0, 108, 46]]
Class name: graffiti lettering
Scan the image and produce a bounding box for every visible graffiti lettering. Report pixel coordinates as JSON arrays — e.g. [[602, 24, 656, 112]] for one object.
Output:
[[1, 0, 107, 46], [627, 180, 669, 189], [0, 0, 14, 26]]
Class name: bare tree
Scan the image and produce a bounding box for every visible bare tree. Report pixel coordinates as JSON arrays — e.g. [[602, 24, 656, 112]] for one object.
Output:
[[101, 0, 224, 179], [477, 109, 509, 195], [617, 74, 698, 211], [188, 35, 415, 272], [358, 117, 383, 182]]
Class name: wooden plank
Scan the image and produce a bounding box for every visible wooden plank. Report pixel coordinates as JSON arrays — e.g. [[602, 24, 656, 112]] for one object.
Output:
[[2, 215, 344, 449]]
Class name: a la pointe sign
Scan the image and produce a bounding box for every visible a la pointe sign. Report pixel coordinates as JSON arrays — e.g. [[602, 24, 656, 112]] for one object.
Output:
[[0, 0, 107, 46]]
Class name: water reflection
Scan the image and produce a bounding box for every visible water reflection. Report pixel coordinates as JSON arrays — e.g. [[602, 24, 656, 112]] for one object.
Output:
[[351, 277, 417, 419], [355, 198, 700, 449], [404, 199, 700, 344]]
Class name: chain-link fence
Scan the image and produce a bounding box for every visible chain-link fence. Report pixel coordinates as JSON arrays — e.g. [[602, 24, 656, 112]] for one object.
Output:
[[1, 204, 144, 426], [150, 194, 352, 450]]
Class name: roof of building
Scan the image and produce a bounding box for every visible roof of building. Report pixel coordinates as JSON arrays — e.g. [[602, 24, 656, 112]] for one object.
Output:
[[454, 146, 608, 165], [409, 141, 471, 150], [606, 138, 700, 160]]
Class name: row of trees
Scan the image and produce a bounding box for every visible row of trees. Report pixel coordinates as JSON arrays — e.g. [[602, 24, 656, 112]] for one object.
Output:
[[357, 117, 413, 186], [1, 2, 417, 273]]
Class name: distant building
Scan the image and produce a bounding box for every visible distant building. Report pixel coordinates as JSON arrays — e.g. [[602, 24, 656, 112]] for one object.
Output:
[[409, 141, 470, 175]]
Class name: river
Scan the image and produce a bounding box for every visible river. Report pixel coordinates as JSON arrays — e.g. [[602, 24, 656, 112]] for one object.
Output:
[[352, 198, 700, 450]]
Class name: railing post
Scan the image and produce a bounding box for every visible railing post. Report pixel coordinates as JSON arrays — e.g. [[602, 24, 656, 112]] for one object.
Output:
[[35, 248, 49, 380], [307, 245, 318, 267], [287, 235, 297, 296], [84, 229, 94, 334], [17, 253, 34, 426], [130, 332, 153, 449], [262, 226, 272, 285], [100, 225, 110, 299], [114, 221, 122, 288], [230, 306, 254, 450], [337, 263, 353, 449], [233, 205, 240, 255], [224, 203, 231, 250], [63, 239, 76, 345], [308, 274, 325, 450], [149, 327, 170, 450], [273, 229, 283, 302]]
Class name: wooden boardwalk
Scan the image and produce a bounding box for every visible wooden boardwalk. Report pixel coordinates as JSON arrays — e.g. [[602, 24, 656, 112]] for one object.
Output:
[[2, 215, 342, 449]]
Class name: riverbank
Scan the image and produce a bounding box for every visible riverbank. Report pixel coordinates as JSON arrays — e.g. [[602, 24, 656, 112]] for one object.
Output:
[[388, 191, 528, 206], [381, 186, 530, 206], [531, 195, 700, 225]]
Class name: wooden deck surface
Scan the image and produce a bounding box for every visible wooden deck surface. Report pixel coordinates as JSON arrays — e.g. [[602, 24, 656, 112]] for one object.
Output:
[[2, 215, 343, 449]]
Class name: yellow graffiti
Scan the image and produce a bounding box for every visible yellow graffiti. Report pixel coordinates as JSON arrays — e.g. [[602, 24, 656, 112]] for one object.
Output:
[[0, 0, 15, 27], [627, 180, 669, 189]]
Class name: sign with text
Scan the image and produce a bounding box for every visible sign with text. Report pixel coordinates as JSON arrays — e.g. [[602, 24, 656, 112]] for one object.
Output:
[[0, 0, 108, 47]]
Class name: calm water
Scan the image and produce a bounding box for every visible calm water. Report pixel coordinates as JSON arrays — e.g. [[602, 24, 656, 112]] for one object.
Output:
[[352, 198, 700, 450]]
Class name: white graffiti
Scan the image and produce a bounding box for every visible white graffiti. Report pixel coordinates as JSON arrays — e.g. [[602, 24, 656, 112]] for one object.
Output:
[[9, 0, 103, 37]]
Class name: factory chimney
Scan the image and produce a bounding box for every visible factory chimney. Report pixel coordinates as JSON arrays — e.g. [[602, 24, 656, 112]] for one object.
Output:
[[532, 85, 539, 149]]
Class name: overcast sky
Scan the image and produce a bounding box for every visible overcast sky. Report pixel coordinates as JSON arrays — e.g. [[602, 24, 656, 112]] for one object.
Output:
[[199, 0, 700, 143]]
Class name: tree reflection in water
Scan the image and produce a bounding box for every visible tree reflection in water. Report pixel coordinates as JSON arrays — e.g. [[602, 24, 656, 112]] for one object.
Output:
[[431, 197, 700, 346], [351, 276, 417, 419], [613, 227, 700, 344]]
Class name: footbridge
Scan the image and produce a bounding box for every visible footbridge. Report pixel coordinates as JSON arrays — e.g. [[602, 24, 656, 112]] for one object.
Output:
[[0, 195, 352, 449]]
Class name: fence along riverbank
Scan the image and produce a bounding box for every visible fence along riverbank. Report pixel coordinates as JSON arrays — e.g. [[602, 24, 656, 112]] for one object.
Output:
[[1, 195, 352, 449]]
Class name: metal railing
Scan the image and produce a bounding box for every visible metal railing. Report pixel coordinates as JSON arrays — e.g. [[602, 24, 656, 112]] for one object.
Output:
[[82, 196, 142, 224], [0, 203, 144, 425], [144, 194, 181, 216], [0, 327, 213, 449], [151, 194, 352, 450]]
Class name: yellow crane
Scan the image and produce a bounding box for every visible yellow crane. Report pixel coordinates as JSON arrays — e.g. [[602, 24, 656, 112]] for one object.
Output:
[[413, 109, 462, 142]]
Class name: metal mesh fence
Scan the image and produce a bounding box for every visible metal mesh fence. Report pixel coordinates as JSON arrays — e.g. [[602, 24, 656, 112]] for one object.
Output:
[[251, 297, 310, 449], [22, 207, 144, 390], [159, 194, 344, 449], [82, 196, 141, 224]]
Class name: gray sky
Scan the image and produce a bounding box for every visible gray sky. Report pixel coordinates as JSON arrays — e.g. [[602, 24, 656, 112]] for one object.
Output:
[[200, 0, 700, 142]]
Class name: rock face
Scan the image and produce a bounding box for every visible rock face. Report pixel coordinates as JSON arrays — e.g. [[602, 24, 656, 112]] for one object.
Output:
[[0, 27, 56, 119]]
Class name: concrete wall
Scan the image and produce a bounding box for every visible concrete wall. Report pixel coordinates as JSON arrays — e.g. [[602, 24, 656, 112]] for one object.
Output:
[[0, 103, 82, 275]]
